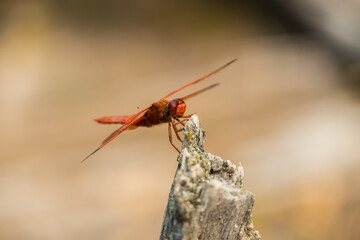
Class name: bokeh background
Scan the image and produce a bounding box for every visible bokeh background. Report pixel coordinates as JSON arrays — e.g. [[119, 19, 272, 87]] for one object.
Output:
[[1, 0, 360, 239]]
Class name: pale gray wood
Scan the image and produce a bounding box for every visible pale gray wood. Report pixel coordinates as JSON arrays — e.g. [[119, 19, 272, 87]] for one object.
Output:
[[160, 115, 261, 240]]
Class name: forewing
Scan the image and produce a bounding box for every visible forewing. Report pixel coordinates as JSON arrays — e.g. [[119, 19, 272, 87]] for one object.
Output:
[[161, 59, 236, 100]]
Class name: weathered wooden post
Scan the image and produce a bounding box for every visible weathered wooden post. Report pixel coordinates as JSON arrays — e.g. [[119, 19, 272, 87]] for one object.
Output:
[[160, 115, 260, 240]]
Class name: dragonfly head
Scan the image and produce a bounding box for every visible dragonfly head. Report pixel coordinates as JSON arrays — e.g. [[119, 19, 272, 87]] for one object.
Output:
[[168, 98, 186, 118]]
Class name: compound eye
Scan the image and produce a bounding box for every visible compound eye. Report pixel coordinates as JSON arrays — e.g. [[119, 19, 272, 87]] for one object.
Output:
[[168, 100, 178, 115], [168, 99, 186, 117]]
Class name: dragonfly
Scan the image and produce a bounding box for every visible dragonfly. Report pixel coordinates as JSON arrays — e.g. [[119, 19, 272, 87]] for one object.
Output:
[[82, 59, 237, 162]]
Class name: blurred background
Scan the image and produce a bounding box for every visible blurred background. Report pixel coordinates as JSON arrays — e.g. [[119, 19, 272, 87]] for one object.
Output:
[[1, 0, 360, 239]]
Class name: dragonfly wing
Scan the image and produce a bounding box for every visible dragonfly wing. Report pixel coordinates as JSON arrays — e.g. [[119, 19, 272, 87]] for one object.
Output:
[[100, 118, 143, 144], [161, 59, 236, 100], [181, 83, 219, 101], [101, 128, 121, 144], [82, 106, 150, 162]]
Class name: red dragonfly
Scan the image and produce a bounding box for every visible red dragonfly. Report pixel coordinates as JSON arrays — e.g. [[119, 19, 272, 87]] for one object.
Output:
[[82, 59, 237, 162]]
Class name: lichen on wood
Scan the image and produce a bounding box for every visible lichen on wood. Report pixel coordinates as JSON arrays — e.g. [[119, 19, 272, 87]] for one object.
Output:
[[160, 114, 260, 240]]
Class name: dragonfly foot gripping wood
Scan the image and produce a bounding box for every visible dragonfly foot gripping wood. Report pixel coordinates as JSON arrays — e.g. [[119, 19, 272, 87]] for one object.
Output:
[[160, 114, 261, 240]]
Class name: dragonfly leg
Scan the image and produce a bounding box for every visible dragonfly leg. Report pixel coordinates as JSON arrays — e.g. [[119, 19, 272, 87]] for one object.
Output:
[[174, 117, 189, 127], [171, 119, 183, 142], [168, 122, 180, 153], [175, 126, 185, 132], [182, 114, 193, 118]]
